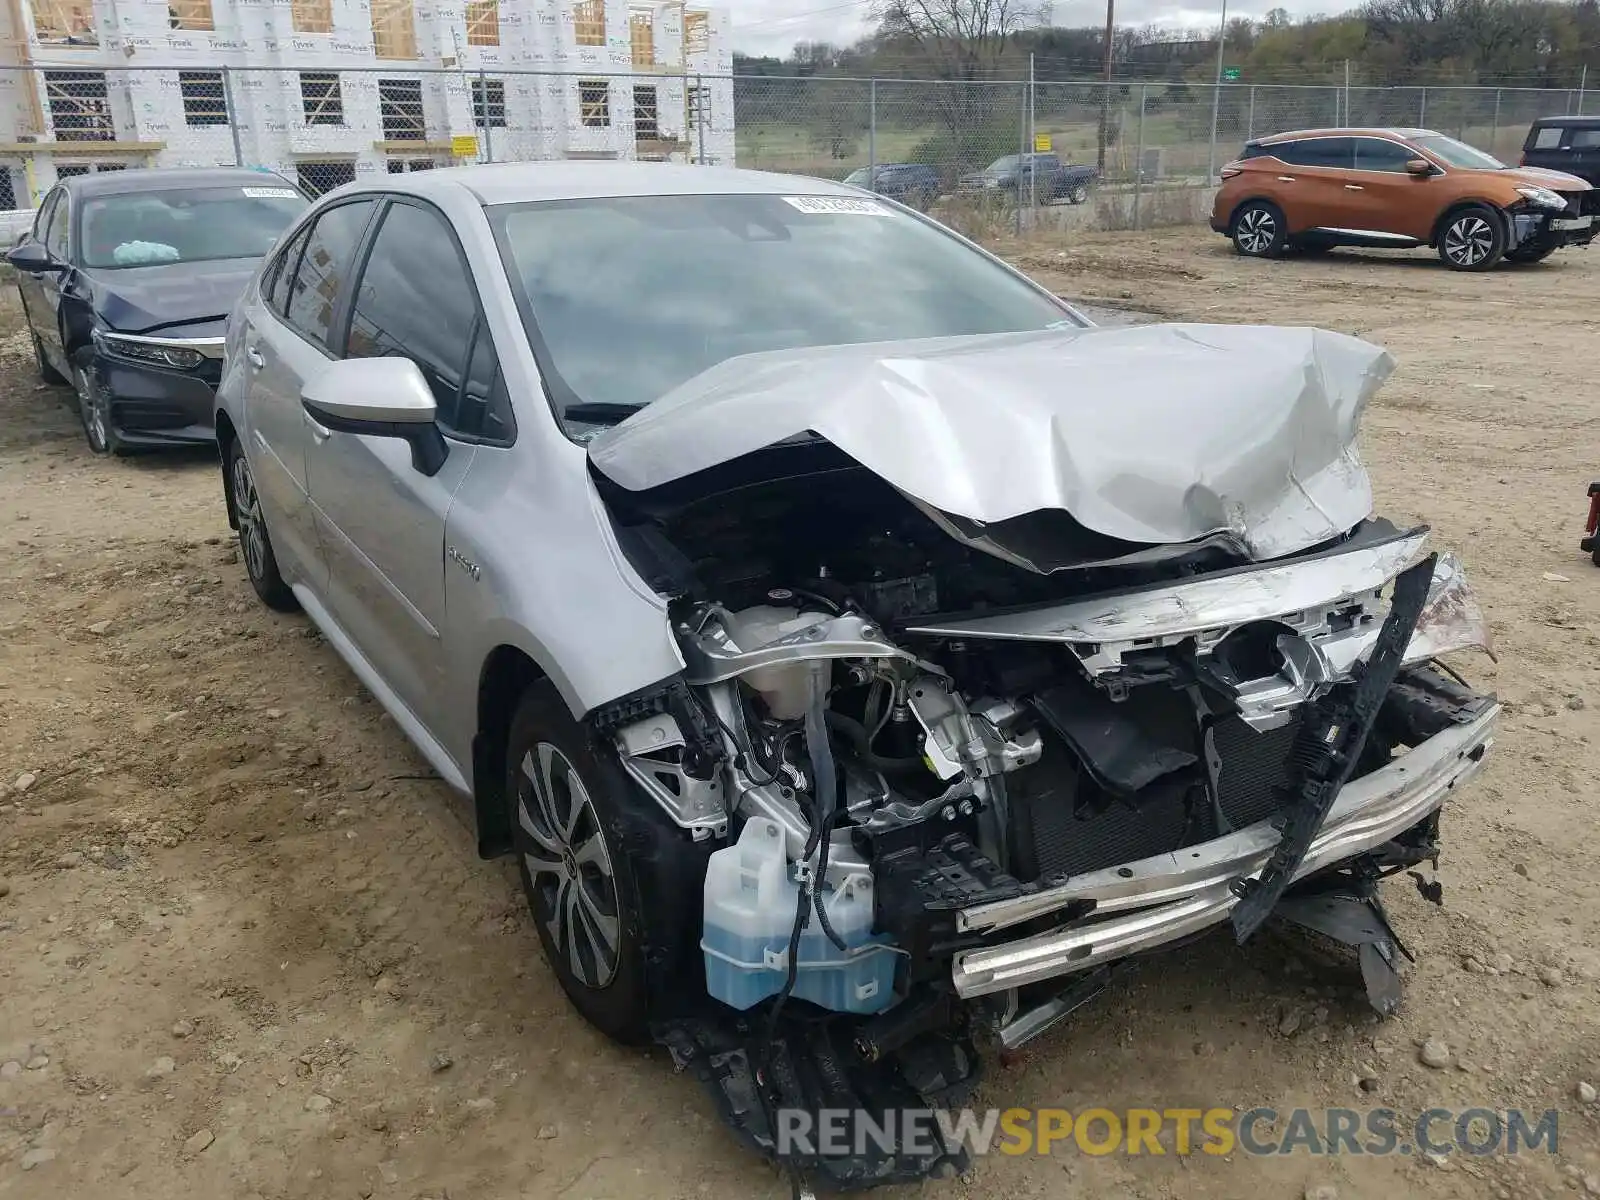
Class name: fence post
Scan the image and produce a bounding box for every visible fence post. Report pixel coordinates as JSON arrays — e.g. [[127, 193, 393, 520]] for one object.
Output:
[[867, 78, 876, 182], [1419, 86, 1427, 127], [1133, 84, 1146, 231], [695, 73, 705, 165], [1247, 85, 1255, 142], [1490, 87, 1500, 159], [1579, 65, 1588, 115], [222, 67, 244, 167], [1016, 80, 1026, 237], [1206, 81, 1222, 182], [479, 68, 494, 163]]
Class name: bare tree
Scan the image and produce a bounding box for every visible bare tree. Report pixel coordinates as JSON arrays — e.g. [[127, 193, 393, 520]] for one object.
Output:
[[874, 0, 1039, 81]]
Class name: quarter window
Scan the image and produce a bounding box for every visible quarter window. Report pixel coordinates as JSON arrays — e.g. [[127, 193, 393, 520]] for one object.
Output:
[[282, 200, 377, 348], [266, 224, 312, 316], [1353, 137, 1418, 173], [343, 201, 509, 439], [1573, 129, 1600, 149], [44, 192, 69, 258]]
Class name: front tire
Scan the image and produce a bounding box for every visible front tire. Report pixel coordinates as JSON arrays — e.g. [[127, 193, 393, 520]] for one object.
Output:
[[227, 437, 298, 612], [1438, 205, 1506, 271], [1232, 201, 1287, 258], [1066, 183, 1089, 205], [72, 352, 123, 456], [507, 682, 709, 1045]]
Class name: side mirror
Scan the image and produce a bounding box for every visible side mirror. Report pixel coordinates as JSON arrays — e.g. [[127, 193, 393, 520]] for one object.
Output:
[[300, 357, 448, 476], [1405, 158, 1434, 176], [6, 241, 61, 273]]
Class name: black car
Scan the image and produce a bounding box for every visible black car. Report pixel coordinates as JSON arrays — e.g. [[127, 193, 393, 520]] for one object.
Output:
[[1521, 116, 1600, 187], [7, 167, 308, 455], [841, 163, 942, 208], [957, 153, 1098, 204]]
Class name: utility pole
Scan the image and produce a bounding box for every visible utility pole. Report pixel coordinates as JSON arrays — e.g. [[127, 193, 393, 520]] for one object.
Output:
[[1097, 0, 1114, 171], [1205, 0, 1229, 182]]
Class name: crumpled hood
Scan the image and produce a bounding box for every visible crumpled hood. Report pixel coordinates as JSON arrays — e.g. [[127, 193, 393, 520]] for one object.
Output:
[[85, 258, 260, 334], [1498, 165, 1592, 191], [590, 324, 1395, 562]]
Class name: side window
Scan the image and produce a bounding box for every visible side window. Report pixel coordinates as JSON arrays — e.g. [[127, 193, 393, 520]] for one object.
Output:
[[283, 199, 377, 348], [1279, 138, 1353, 169], [461, 319, 513, 441], [1531, 126, 1565, 150], [265, 224, 311, 316], [1354, 138, 1418, 173], [44, 193, 69, 258], [1573, 128, 1600, 150], [343, 200, 493, 438]]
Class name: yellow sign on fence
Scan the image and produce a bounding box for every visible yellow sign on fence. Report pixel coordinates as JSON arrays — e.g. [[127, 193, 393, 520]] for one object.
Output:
[[1033, 133, 1052, 152], [451, 135, 480, 159]]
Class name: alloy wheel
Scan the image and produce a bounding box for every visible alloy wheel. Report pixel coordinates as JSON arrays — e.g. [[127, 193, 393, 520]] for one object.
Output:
[[1236, 208, 1276, 254], [76, 365, 109, 452], [1069, 184, 1089, 205], [516, 743, 621, 989], [1444, 216, 1494, 267], [231, 453, 268, 585]]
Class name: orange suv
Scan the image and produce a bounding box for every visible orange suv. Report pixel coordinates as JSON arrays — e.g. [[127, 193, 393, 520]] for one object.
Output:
[[1210, 127, 1596, 270]]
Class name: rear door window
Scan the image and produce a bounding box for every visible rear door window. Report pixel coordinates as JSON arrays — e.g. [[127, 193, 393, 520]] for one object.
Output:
[[1573, 128, 1600, 149], [281, 199, 377, 349], [1531, 126, 1566, 150], [1278, 138, 1354, 169]]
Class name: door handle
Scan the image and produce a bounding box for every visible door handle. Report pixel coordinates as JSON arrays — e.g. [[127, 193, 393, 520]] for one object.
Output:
[[303, 410, 331, 443], [1276, 175, 1296, 181], [246, 346, 265, 369], [1344, 184, 1365, 191]]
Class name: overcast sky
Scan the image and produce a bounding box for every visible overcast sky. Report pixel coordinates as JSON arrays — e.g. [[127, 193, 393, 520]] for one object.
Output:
[[730, 1, 1324, 57]]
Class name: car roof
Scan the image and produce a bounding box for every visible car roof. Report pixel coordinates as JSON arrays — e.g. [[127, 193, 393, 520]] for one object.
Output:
[[360, 162, 864, 207], [1527, 115, 1600, 126], [59, 166, 299, 199], [1253, 127, 1440, 143]]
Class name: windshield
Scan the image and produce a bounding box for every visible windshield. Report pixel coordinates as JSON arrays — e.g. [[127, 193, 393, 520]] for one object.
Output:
[[1413, 135, 1505, 171], [843, 168, 873, 185], [80, 184, 307, 269], [494, 193, 1073, 424], [986, 156, 1019, 173]]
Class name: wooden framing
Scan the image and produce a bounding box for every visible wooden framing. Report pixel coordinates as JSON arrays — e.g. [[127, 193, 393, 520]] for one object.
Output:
[[370, 0, 417, 59], [291, 0, 332, 34], [465, 0, 499, 47], [628, 11, 653, 66], [684, 9, 708, 54], [573, 0, 604, 48], [167, 0, 214, 31], [27, 0, 96, 43]]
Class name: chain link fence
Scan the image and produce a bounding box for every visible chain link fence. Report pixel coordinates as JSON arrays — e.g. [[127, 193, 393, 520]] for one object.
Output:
[[2, 65, 1592, 225]]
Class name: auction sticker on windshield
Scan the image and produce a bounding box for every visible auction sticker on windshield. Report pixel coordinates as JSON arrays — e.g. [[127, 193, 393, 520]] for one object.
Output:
[[243, 187, 301, 199], [782, 196, 891, 215]]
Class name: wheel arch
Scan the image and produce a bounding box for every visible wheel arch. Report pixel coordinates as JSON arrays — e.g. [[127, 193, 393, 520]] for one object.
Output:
[[1227, 194, 1287, 234], [471, 643, 551, 860], [1429, 198, 1510, 248], [215, 410, 240, 530]]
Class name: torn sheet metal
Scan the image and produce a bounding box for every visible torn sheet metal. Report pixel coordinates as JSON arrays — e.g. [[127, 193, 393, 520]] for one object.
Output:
[[589, 324, 1395, 560]]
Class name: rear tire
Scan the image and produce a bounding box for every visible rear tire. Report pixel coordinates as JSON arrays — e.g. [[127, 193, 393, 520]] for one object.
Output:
[[1231, 201, 1288, 258], [507, 681, 709, 1044], [227, 436, 298, 613], [1437, 205, 1507, 271]]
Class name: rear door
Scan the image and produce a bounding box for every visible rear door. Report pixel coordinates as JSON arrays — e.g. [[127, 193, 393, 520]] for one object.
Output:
[[1567, 125, 1600, 186], [16, 191, 61, 363], [303, 197, 488, 734], [1270, 137, 1356, 233], [241, 198, 379, 589]]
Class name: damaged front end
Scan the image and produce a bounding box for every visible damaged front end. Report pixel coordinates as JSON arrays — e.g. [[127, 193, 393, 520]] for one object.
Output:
[[581, 325, 1499, 1189]]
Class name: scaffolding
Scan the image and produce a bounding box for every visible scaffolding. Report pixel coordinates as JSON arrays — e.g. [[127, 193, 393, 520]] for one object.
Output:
[[370, 0, 417, 59], [573, 0, 604, 47], [465, 0, 498, 47], [628, 10, 653, 66]]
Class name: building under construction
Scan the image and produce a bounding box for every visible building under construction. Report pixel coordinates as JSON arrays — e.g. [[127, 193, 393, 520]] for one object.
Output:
[[0, 0, 733, 206]]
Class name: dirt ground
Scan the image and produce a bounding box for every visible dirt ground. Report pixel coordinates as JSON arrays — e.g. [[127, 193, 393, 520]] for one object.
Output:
[[3, 232, 1599, 1200]]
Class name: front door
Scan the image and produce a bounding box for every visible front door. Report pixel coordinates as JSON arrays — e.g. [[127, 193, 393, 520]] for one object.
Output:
[[1348, 137, 1438, 242], [302, 198, 491, 736]]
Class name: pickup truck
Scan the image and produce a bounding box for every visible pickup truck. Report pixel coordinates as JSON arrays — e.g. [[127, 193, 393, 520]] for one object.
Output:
[[1521, 116, 1600, 186], [958, 153, 1098, 203]]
